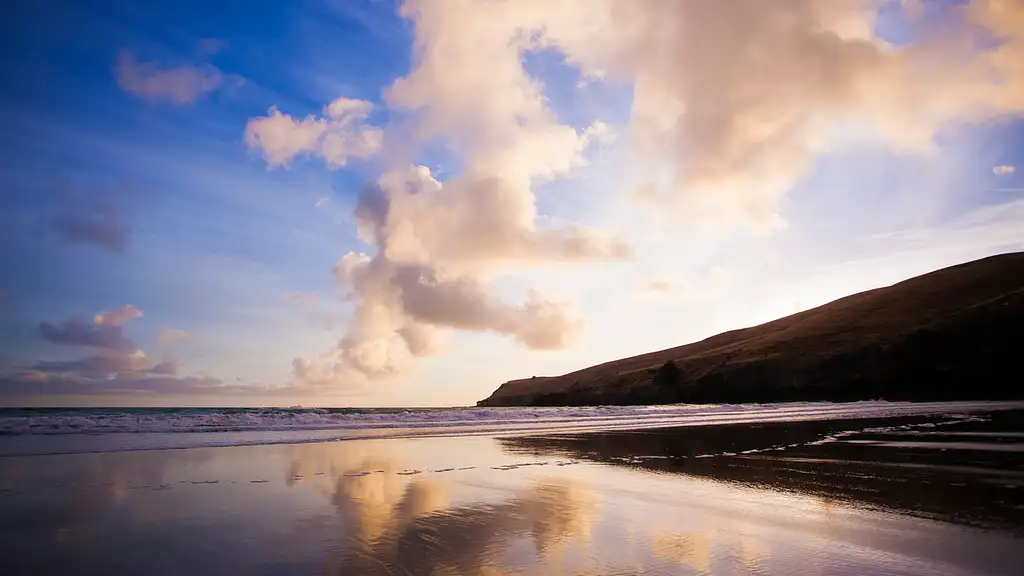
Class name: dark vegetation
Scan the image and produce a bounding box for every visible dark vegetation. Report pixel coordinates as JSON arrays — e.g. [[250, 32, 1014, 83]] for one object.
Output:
[[478, 253, 1024, 406]]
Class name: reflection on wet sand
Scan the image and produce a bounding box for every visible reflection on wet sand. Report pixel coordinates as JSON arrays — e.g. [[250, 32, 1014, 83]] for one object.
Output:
[[327, 479, 597, 575], [277, 440, 597, 575], [501, 410, 1024, 533], [651, 530, 767, 574], [652, 530, 713, 573], [283, 442, 452, 544], [3, 418, 1024, 575], [275, 439, 600, 575]]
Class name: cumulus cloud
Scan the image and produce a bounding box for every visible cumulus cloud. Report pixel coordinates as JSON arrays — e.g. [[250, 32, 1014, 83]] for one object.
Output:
[[45, 180, 130, 253], [244, 97, 384, 169], [291, 163, 627, 385], [354, 167, 631, 273], [115, 51, 223, 104], [266, 0, 1024, 389], [257, 0, 632, 385], [994, 164, 1016, 175], [385, 0, 1024, 229]]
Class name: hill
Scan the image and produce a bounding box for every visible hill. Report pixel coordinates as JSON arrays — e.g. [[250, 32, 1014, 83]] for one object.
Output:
[[477, 253, 1024, 406]]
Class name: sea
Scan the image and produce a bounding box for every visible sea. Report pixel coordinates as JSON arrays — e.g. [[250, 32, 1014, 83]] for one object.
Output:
[[1, 400, 1020, 457]]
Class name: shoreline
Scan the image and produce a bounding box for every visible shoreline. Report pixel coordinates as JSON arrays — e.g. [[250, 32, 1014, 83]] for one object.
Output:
[[3, 406, 1023, 575], [3, 399, 1023, 457]]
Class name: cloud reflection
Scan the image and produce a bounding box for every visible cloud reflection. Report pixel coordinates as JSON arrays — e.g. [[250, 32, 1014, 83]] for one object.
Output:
[[281, 441, 598, 575], [327, 479, 597, 576]]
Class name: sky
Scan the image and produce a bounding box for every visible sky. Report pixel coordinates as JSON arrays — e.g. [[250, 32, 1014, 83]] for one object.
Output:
[[1, 0, 1023, 407]]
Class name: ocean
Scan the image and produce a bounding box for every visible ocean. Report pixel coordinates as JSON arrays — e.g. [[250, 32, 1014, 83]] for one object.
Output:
[[1, 400, 1020, 456]]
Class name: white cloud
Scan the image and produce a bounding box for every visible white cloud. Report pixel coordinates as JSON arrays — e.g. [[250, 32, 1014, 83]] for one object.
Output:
[[115, 51, 223, 104], [537, 0, 1024, 228], [253, 0, 1024, 391], [244, 97, 383, 169], [273, 1, 635, 386]]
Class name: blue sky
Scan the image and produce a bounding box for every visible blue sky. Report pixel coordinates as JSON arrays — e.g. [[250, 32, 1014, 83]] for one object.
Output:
[[1, 0, 1022, 407]]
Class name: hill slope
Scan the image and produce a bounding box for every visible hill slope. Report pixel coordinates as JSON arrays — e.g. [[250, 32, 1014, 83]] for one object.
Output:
[[478, 253, 1024, 406]]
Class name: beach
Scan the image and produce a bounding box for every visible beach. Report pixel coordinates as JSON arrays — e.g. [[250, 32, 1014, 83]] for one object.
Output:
[[2, 402, 1023, 575]]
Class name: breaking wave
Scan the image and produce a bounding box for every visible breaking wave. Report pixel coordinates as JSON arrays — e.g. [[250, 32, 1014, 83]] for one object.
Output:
[[1, 401, 1020, 456]]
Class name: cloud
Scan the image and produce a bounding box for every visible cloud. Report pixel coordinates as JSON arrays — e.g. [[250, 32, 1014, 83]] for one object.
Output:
[[244, 97, 384, 169], [291, 164, 628, 386], [387, 0, 1024, 229], [3, 346, 302, 397], [39, 319, 133, 350], [0, 370, 231, 396], [115, 51, 223, 104], [148, 359, 178, 375], [10, 308, 297, 397], [156, 328, 189, 347], [38, 304, 143, 350], [639, 280, 679, 295], [269, 0, 633, 385], [33, 349, 155, 378], [901, 0, 925, 22], [93, 304, 143, 327], [45, 180, 130, 253], [994, 164, 1016, 175], [269, 0, 1024, 389]]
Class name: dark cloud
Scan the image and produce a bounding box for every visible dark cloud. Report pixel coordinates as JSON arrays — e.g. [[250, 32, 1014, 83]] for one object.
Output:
[[38, 318, 134, 350], [44, 180, 130, 254], [148, 359, 177, 375], [1, 358, 298, 397], [33, 353, 139, 378], [0, 371, 231, 396]]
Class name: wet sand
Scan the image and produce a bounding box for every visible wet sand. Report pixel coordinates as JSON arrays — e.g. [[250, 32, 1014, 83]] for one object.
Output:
[[2, 409, 1022, 575]]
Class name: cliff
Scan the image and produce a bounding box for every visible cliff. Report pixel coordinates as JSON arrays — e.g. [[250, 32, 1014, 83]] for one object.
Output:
[[478, 252, 1024, 406]]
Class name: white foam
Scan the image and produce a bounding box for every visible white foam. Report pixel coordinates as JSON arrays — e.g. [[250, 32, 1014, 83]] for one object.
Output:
[[0, 401, 1019, 456]]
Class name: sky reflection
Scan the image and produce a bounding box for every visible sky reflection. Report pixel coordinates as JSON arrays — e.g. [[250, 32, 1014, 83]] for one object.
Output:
[[2, 426, 1022, 575]]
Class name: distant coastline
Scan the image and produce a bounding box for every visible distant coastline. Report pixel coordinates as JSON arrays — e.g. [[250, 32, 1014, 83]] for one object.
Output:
[[478, 252, 1024, 407]]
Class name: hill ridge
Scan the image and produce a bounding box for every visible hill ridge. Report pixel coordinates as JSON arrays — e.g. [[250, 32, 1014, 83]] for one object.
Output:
[[477, 252, 1024, 406]]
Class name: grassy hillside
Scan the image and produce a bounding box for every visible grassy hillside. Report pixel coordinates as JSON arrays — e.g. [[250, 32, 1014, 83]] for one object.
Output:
[[478, 253, 1024, 406]]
